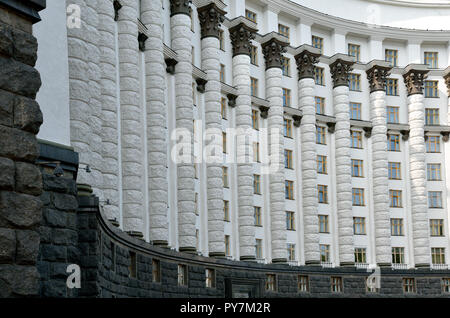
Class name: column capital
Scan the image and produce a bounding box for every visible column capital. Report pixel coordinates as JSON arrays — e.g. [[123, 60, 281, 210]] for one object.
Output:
[[444, 66, 450, 96], [329, 54, 355, 88], [229, 18, 258, 57], [261, 32, 289, 70], [402, 64, 429, 96], [197, 2, 226, 39], [294, 44, 321, 80], [170, 0, 192, 17], [366, 60, 392, 93]]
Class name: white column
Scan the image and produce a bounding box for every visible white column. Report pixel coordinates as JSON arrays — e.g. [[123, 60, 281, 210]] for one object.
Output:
[[98, 0, 120, 223], [171, 8, 196, 252], [118, 0, 145, 236], [142, 0, 169, 245]]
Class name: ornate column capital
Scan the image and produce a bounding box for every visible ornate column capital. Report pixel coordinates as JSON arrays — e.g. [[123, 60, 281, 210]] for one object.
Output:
[[170, 0, 192, 17], [261, 33, 289, 70], [402, 64, 429, 96], [229, 19, 257, 57], [366, 60, 392, 93], [329, 54, 355, 88], [197, 3, 226, 39], [294, 45, 321, 80], [444, 66, 450, 96]]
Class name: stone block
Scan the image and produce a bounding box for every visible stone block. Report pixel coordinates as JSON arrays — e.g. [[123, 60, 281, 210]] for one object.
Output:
[[0, 125, 39, 162], [13, 96, 43, 133], [52, 192, 78, 211], [0, 228, 15, 263], [0, 191, 42, 228], [16, 229, 40, 264], [0, 157, 14, 190], [0, 57, 41, 98], [0, 89, 14, 126], [15, 161, 42, 195]]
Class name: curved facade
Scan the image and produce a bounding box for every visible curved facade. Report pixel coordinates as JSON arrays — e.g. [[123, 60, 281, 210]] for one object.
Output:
[[34, 0, 450, 272]]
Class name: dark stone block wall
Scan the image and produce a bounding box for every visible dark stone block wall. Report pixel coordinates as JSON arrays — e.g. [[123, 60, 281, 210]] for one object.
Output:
[[0, 0, 45, 298]]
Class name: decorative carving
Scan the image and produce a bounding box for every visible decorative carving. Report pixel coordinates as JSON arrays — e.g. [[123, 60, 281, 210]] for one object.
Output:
[[196, 78, 207, 93], [138, 32, 148, 52], [403, 69, 429, 96], [259, 106, 269, 119], [366, 65, 391, 93], [165, 58, 178, 74], [113, 0, 122, 21], [329, 59, 354, 88], [197, 3, 226, 39], [227, 94, 237, 107], [292, 115, 302, 127], [261, 38, 288, 70], [326, 122, 335, 133], [169, 0, 192, 17], [229, 23, 257, 57], [295, 50, 320, 80], [363, 127, 372, 138], [401, 130, 409, 141], [444, 73, 450, 97], [441, 131, 449, 142]]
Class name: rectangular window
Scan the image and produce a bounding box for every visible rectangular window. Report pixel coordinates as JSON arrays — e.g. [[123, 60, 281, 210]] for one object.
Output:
[[442, 278, 450, 293], [222, 132, 227, 153], [177, 264, 188, 286], [278, 24, 290, 39], [431, 247, 446, 265], [386, 106, 399, 123], [220, 64, 225, 82], [256, 239, 263, 259], [318, 185, 328, 204], [250, 77, 258, 96], [331, 277, 343, 293], [205, 269, 215, 288], [222, 166, 228, 188], [254, 206, 262, 226], [388, 134, 400, 151], [286, 211, 295, 230], [287, 243, 296, 261], [315, 96, 325, 114], [391, 218, 404, 236], [250, 45, 258, 65], [312, 35, 323, 53], [353, 217, 366, 235], [317, 155, 327, 174], [223, 200, 230, 221], [348, 43, 360, 61], [402, 278, 416, 293], [219, 29, 225, 51], [351, 159, 364, 177], [253, 142, 260, 162], [225, 235, 230, 256], [385, 49, 398, 67], [282, 88, 291, 107], [349, 102, 361, 120], [152, 259, 161, 283], [430, 219, 444, 236], [298, 275, 309, 292], [284, 119, 293, 138], [281, 57, 290, 76], [392, 247, 405, 264], [320, 244, 330, 262], [426, 136, 440, 153], [386, 78, 398, 96], [221, 97, 227, 119], [425, 108, 439, 125], [284, 149, 293, 169], [427, 163, 442, 181], [252, 109, 259, 130], [388, 162, 401, 179], [352, 188, 365, 206], [354, 248, 367, 264], [424, 80, 438, 98], [266, 274, 276, 291], [245, 9, 257, 23], [253, 174, 261, 194], [348, 73, 361, 91], [429, 191, 443, 208], [285, 180, 294, 200], [129, 251, 137, 278], [424, 52, 438, 68], [389, 190, 402, 208], [314, 66, 324, 85], [351, 130, 363, 148], [319, 215, 329, 233], [316, 126, 326, 144]]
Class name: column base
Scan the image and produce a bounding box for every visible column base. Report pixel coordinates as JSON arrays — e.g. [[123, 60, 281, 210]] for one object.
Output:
[[305, 260, 321, 266], [127, 231, 144, 239], [209, 252, 226, 259], [272, 258, 287, 264], [240, 256, 256, 262], [179, 247, 197, 254], [377, 262, 391, 268], [339, 262, 355, 267], [152, 240, 168, 247]]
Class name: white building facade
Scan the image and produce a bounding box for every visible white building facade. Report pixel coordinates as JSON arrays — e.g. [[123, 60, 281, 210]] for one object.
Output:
[[34, 0, 450, 269]]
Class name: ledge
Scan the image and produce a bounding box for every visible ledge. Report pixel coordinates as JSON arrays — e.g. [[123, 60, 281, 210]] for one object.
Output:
[[316, 114, 336, 124], [251, 96, 269, 108], [387, 123, 410, 131], [350, 119, 373, 129], [0, 0, 46, 23]]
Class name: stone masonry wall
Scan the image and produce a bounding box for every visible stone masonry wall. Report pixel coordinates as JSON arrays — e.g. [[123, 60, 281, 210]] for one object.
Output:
[[0, 3, 44, 297]]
